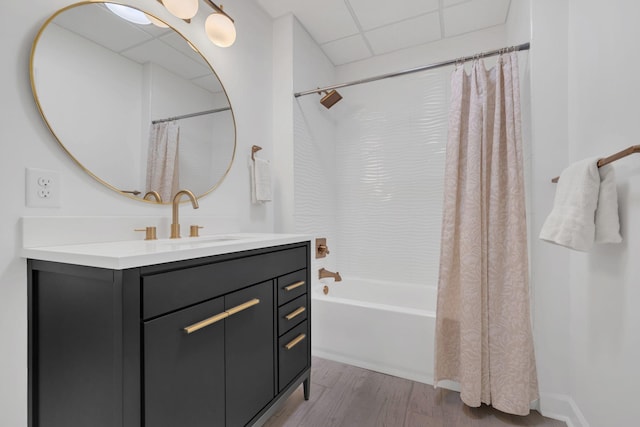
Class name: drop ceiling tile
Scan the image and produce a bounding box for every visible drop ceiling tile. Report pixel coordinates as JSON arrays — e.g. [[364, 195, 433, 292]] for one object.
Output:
[[254, 0, 298, 18], [159, 32, 209, 68], [192, 74, 224, 93], [121, 39, 210, 80], [364, 12, 441, 56], [321, 35, 372, 66], [347, 0, 439, 31], [137, 19, 175, 38], [290, 0, 361, 44], [443, 0, 470, 7], [443, 0, 510, 37], [54, 3, 154, 53]]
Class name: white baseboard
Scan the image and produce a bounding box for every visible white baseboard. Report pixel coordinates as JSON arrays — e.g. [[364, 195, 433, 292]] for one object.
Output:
[[312, 348, 433, 385], [538, 393, 589, 427]]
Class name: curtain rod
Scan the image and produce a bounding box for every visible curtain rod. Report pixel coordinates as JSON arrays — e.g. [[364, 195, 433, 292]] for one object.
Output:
[[152, 106, 231, 124], [294, 42, 530, 98]]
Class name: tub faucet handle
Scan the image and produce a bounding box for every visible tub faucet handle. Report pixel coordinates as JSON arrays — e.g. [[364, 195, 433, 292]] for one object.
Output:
[[316, 238, 330, 258]]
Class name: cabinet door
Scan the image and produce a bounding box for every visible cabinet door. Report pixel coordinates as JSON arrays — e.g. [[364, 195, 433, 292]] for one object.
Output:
[[144, 297, 225, 427], [225, 281, 275, 427]]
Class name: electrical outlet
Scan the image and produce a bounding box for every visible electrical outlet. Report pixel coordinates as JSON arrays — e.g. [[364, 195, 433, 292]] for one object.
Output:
[[38, 176, 53, 187], [26, 168, 61, 208]]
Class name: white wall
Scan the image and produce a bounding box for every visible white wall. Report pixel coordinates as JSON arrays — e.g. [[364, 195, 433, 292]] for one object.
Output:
[[272, 14, 295, 233], [290, 18, 340, 284], [523, 0, 575, 423], [0, 1, 274, 425], [566, 1, 640, 426], [36, 22, 142, 188], [528, 1, 640, 426]]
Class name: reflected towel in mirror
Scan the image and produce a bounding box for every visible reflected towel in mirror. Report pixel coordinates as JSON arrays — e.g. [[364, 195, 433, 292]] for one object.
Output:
[[251, 156, 271, 203], [146, 122, 180, 202]]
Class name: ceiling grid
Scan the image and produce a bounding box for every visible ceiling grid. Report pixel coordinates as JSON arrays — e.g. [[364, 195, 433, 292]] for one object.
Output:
[[255, 0, 512, 66]]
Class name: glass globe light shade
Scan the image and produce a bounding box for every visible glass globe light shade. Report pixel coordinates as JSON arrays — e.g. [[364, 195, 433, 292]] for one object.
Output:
[[161, 0, 198, 20], [205, 13, 236, 47]]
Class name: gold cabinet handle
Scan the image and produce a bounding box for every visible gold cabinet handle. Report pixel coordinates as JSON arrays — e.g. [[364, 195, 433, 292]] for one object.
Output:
[[284, 333, 306, 350], [284, 281, 305, 292], [183, 298, 260, 334], [285, 307, 306, 321], [184, 311, 229, 334], [226, 298, 260, 316]]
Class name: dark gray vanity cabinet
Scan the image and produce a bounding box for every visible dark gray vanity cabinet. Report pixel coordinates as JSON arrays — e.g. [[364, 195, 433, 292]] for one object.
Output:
[[28, 242, 311, 427], [144, 295, 227, 427]]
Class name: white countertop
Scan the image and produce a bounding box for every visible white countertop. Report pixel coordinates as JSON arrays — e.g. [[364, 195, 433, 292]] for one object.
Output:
[[22, 233, 312, 270]]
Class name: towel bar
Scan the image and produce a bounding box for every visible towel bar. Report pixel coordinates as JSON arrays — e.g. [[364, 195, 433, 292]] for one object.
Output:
[[552, 145, 640, 183]]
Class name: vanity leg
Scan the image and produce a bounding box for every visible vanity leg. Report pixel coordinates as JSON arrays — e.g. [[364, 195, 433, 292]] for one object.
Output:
[[303, 378, 310, 401]]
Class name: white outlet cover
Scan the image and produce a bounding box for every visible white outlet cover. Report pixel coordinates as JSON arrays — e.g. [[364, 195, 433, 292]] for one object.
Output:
[[26, 168, 61, 208]]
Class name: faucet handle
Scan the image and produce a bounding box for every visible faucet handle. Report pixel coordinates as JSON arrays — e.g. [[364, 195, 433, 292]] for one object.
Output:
[[189, 225, 204, 237], [134, 226, 157, 240], [316, 238, 330, 258]]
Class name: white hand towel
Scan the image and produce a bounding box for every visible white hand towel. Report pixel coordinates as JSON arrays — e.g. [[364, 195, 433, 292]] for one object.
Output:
[[539, 158, 600, 251], [251, 157, 272, 203], [594, 164, 622, 244]]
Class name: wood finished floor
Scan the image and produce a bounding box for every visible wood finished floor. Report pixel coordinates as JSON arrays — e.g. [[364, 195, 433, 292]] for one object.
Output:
[[264, 357, 566, 427]]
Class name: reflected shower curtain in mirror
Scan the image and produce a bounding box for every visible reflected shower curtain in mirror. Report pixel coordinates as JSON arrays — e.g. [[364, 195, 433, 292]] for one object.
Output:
[[434, 52, 538, 416], [146, 122, 180, 202]]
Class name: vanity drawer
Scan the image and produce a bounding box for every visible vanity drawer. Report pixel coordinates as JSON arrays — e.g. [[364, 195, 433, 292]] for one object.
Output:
[[277, 269, 307, 306], [143, 246, 307, 319], [278, 321, 309, 392], [278, 294, 308, 336]]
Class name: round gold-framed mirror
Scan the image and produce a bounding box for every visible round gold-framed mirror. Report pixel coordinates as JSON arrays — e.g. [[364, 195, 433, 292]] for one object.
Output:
[[30, 1, 236, 204]]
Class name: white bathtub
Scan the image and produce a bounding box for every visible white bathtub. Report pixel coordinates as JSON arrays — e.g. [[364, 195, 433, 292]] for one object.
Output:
[[311, 277, 437, 385]]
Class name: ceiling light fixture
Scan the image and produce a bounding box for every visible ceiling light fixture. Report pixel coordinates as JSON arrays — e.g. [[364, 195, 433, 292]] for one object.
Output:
[[203, 1, 236, 47], [160, 0, 199, 20], [105, 4, 152, 25], [156, 0, 236, 48]]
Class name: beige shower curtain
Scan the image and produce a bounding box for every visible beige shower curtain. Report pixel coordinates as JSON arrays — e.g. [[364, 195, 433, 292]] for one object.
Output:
[[434, 52, 538, 416], [146, 122, 180, 202]]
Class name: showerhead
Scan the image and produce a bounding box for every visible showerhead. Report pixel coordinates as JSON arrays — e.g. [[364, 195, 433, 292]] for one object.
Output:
[[319, 89, 342, 109]]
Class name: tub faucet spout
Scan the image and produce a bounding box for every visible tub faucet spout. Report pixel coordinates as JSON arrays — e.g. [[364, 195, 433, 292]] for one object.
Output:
[[319, 268, 342, 282]]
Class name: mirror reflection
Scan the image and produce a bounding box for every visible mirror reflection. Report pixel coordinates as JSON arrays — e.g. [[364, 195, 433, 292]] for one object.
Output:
[[31, 2, 236, 203]]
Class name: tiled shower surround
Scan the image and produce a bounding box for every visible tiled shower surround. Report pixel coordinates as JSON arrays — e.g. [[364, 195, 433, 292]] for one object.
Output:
[[294, 67, 450, 287]]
